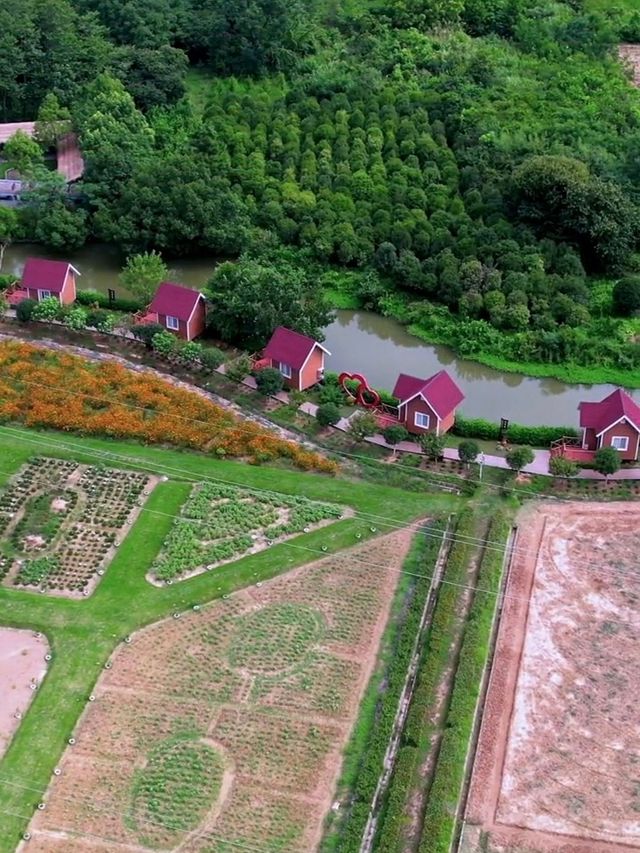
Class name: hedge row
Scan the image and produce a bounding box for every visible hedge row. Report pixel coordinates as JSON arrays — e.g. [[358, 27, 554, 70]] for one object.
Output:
[[374, 508, 477, 852], [75, 288, 144, 314], [418, 513, 511, 853], [322, 520, 446, 853], [453, 414, 578, 447]]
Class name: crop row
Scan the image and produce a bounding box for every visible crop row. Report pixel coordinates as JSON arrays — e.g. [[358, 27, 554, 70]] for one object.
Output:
[[321, 519, 447, 853], [152, 482, 342, 580], [417, 512, 511, 853], [373, 508, 477, 852]]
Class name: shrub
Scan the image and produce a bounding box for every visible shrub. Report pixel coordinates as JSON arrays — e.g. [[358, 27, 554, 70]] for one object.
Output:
[[181, 341, 203, 364], [15, 299, 37, 322], [32, 296, 63, 322], [255, 366, 284, 396], [316, 402, 341, 426], [458, 439, 480, 465], [131, 322, 165, 349], [64, 306, 88, 331], [347, 411, 379, 442], [419, 432, 445, 460], [225, 353, 253, 383], [453, 415, 577, 447], [151, 330, 177, 356], [594, 445, 621, 478], [200, 346, 225, 370], [548, 455, 579, 477], [318, 382, 345, 405], [76, 289, 143, 313], [0, 274, 18, 291], [505, 446, 535, 472], [86, 309, 116, 333], [383, 424, 409, 447], [612, 276, 640, 316]]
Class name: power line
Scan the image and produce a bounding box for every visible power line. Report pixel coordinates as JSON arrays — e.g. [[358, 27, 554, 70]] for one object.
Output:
[[2, 426, 640, 599]]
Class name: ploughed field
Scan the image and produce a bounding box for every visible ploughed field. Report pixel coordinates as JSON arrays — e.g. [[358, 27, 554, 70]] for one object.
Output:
[[25, 527, 412, 852], [463, 502, 640, 853]]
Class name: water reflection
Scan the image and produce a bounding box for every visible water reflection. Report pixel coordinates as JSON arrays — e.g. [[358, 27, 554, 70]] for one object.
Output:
[[324, 310, 637, 427]]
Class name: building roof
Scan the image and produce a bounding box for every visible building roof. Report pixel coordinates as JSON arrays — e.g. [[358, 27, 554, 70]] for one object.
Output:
[[579, 388, 640, 435], [149, 282, 204, 322], [263, 326, 330, 369], [0, 122, 36, 145], [392, 370, 464, 419], [21, 258, 78, 293]]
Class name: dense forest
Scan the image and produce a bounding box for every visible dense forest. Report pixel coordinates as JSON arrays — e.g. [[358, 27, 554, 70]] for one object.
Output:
[[2, 0, 640, 374]]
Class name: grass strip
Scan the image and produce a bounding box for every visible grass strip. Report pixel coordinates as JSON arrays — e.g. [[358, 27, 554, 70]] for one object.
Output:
[[417, 512, 511, 853], [373, 507, 477, 852], [321, 519, 447, 853]]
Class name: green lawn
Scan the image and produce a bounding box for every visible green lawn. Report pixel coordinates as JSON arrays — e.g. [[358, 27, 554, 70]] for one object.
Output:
[[0, 425, 459, 850]]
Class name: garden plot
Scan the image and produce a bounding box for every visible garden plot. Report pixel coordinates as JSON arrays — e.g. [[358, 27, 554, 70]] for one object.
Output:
[[26, 527, 413, 852], [0, 457, 155, 597], [0, 628, 48, 760], [464, 502, 640, 853], [149, 481, 345, 583]]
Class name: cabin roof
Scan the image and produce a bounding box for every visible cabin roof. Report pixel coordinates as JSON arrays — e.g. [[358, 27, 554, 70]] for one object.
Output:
[[579, 388, 640, 435], [392, 370, 464, 419], [21, 257, 78, 293], [149, 282, 204, 322], [263, 326, 330, 369]]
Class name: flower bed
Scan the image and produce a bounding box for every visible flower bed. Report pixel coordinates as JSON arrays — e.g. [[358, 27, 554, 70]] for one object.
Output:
[[0, 456, 153, 596], [0, 340, 336, 474], [150, 481, 344, 582]]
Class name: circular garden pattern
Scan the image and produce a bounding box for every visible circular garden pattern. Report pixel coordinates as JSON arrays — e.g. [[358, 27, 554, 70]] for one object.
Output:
[[229, 603, 324, 675]]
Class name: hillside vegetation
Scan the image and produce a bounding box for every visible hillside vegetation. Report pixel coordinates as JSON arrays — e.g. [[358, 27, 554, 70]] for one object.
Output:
[[2, 0, 640, 376]]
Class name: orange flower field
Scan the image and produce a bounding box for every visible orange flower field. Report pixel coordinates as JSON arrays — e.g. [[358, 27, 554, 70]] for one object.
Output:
[[0, 341, 337, 473]]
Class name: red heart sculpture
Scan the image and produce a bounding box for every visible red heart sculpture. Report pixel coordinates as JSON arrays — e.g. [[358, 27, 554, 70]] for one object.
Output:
[[338, 372, 381, 409]]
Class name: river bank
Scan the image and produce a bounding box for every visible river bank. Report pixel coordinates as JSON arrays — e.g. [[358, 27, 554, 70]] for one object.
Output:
[[4, 243, 640, 398]]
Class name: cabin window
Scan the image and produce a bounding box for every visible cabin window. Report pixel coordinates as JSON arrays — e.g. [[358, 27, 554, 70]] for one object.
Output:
[[280, 363, 292, 379], [38, 290, 52, 301], [166, 315, 179, 330], [414, 412, 430, 429], [611, 436, 629, 451]]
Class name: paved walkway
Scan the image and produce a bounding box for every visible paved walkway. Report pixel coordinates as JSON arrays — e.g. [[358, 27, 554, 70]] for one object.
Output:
[[327, 409, 640, 480]]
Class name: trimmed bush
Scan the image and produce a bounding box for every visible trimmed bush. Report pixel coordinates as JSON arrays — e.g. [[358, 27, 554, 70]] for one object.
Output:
[[15, 298, 37, 322], [32, 296, 63, 322], [505, 446, 535, 472], [347, 411, 379, 442], [200, 346, 225, 370], [594, 445, 621, 477], [383, 424, 409, 447], [151, 330, 177, 356], [548, 455, 579, 477], [458, 439, 480, 465], [316, 402, 341, 427], [76, 288, 143, 313], [64, 306, 88, 331], [225, 354, 252, 383], [318, 383, 345, 406], [131, 322, 165, 349], [453, 415, 577, 447], [255, 366, 284, 396], [181, 341, 203, 364]]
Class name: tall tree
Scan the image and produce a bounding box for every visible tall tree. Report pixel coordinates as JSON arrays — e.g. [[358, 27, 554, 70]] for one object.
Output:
[[0, 207, 19, 271], [119, 251, 169, 303], [205, 255, 333, 349]]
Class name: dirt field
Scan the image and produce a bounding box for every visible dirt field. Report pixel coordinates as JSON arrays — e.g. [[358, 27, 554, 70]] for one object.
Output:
[[0, 628, 48, 760], [24, 527, 413, 852], [463, 502, 640, 853]]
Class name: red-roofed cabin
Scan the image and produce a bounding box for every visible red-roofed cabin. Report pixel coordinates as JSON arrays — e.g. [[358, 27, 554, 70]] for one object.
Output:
[[392, 370, 464, 436], [579, 388, 640, 461], [19, 258, 79, 306], [136, 282, 206, 341], [262, 326, 330, 391]]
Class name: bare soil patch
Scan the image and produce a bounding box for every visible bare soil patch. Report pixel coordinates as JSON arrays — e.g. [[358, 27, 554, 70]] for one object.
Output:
[[463, 502, 640, 853], [0, 628, 48, 760], [26, 528, 413, 852]]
